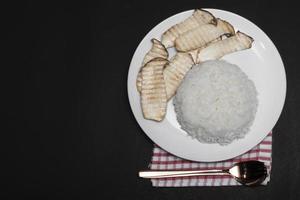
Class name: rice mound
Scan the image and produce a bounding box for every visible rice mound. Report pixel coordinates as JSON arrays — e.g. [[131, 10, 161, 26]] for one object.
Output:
[[174, 60, 258, 145]]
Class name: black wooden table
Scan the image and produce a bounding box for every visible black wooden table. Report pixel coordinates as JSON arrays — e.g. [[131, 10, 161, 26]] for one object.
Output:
[[3, 0, 300, 199]]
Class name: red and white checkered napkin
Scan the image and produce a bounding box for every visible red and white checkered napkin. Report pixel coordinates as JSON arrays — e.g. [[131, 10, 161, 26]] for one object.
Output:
[[149, 132, 272, 187]]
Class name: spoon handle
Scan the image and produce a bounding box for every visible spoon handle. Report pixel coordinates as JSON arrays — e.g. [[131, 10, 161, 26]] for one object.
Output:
[[139, 169, 228, 179]]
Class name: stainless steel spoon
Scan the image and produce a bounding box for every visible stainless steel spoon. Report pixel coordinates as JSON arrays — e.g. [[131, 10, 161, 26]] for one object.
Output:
[[139, 160, 267, 186]]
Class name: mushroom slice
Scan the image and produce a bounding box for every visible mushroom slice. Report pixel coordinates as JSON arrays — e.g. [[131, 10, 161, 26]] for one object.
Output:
[[196, 31, 254, 63], [187, 33, 230, 63], [136, 39, 168, 92], [142, 39, 169, 66], [164, 53, 195, 100], [141, 58, 168, 121], [161, 9, 216, 48], [175, 19, 235, 52]]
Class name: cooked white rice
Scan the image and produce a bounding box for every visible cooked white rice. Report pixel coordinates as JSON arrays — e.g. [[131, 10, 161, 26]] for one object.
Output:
[[174, 60, 258, 145]]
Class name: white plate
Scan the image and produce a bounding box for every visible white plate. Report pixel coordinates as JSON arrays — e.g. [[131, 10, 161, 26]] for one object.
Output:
[[127, 9, 286, 162]]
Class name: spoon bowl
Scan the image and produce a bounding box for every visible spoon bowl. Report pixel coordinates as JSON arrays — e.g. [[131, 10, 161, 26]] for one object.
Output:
[[227, 161, 268, 186]]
